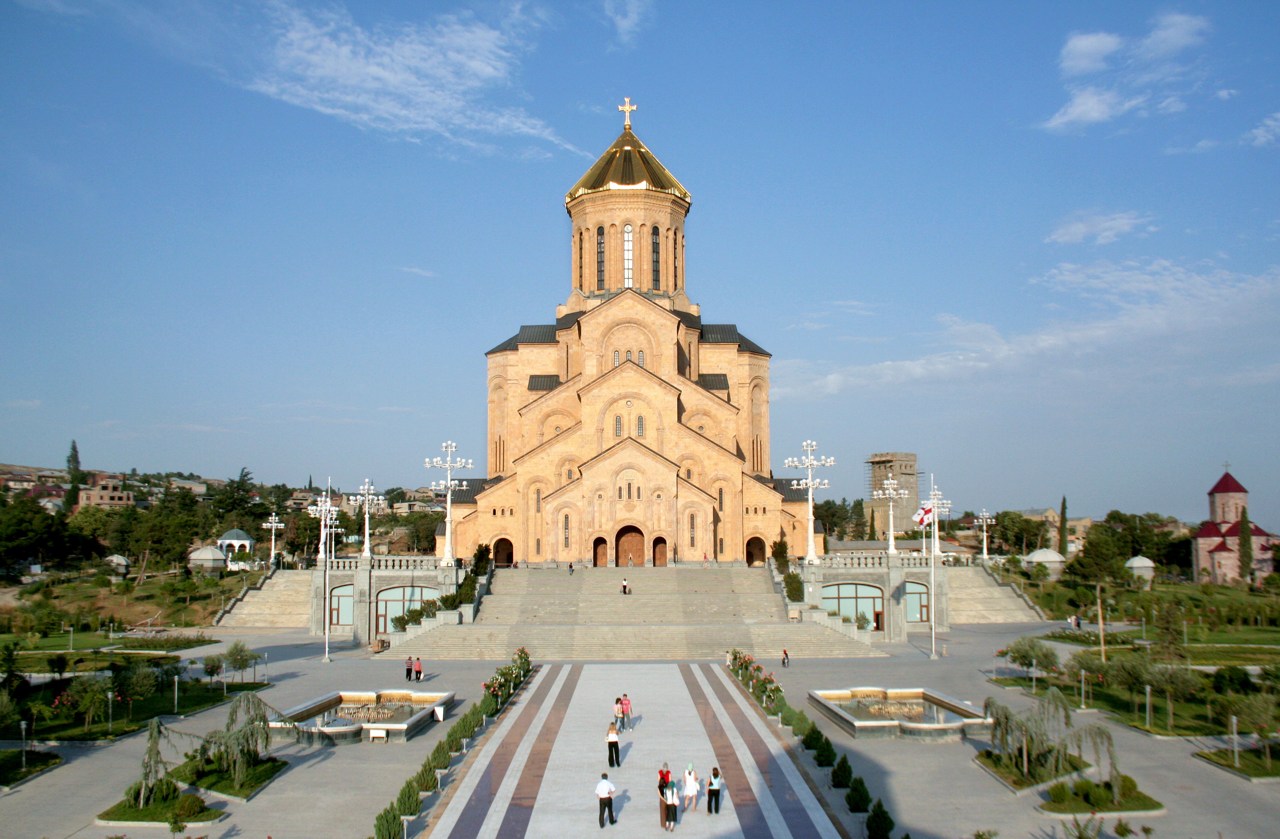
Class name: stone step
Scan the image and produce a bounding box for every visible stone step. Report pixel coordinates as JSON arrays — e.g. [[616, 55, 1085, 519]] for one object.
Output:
[[220, 571, 312, 628], [391, 622, 884, 661], [944, 568, 1040, 623]]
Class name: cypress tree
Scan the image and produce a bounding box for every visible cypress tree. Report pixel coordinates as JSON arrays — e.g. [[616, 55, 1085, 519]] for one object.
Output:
[[1058, 496, 1069, 555], [1239, 507, 1254, 584], [866, 799, 895, 839], [868, 508, 877, 542]]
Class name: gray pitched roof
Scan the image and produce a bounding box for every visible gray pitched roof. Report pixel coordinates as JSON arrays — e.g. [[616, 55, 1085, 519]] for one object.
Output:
[[529, 375, 561, 391], [697, 373, 730, 390], [699, 324, 770, 356]]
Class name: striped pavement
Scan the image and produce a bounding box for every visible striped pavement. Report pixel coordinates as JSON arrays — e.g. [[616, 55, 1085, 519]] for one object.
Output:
[[427, 662, 840, 838]]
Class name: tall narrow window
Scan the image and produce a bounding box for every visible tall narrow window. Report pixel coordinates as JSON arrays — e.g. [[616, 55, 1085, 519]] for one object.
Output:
[[578, 231, 584, 290], [536, 538, 541, 555], [637, 416, 645, 437], [615, 415, 622, 437], [596, 227, 605, 290], [563, 514, 570, 548], [689, 513, 696, 547], [652, 227, 661, 290], [623, 224, 633, 288], [638, 350, 645, 368], [535, 489, 541, 512], [613, 350, 620, 367], [718, 488, 724, 511], [627, 482, 632, 500], [618, 486, 623, 499], [674, 228, 680, 288], [626, 350, 632, 362]]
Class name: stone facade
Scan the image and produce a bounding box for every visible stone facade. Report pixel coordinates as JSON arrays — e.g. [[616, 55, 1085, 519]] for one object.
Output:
[[443, 119, 818, 568]]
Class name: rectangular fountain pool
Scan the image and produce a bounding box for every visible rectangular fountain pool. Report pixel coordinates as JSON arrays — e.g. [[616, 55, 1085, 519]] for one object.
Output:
[[809, 687, 991, 741], [272, 689, 455, 745]]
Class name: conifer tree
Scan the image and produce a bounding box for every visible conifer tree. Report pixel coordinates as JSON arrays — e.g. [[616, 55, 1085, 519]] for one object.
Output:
[[1239, 507, 1254, 584], [1059, 496, 1069, 555]]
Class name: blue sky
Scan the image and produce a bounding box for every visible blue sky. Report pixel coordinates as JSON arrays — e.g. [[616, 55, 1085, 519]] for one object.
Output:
[[2, 1, 1278, 527]]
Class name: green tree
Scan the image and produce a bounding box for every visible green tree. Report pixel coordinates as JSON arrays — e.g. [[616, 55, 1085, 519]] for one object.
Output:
[[67, 440, 86, 486], [1005, 637, 1058, 675], [223, 641, 254, 682], [845, 776, 871, 812], [201, 691, 279, 787], [1107, 658, 1154, 714], [849, 498, 867, 540], [1149, 666, 1201, 732], [115, 661, 158, 720], [1058, 497, 1069, 555], [1238, 507, 1254, 584], [866, 799, 895, 839], [1151, 602, 1187, 665], [65, 674, 112, 731], [1235, 693, 1278, 768]]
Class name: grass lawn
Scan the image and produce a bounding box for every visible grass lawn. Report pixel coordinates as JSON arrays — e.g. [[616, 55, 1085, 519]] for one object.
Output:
[[0, 748, 62, 785], [1040, 790, 1164, 814], [0, 631, 117, 652], [17, 650, 179, 674], [1185, 646, 1280, 666], [1196, 746, 1280, 778], [98, 798, 220, 824], [170, 756, 288, 798], [1, 680, 263, 742], [975, 750, 1088, 790]]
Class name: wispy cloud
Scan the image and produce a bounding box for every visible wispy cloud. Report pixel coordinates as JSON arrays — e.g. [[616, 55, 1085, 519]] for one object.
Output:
[[1215, 89, 1238, 101], [1043, 13, 1211, 132], [396, 266, 436, 279], [1046, 211, 1155, 245], [786, 298, 874, 330], [1059, 32, 1124, 76], [603, 0, 652, 45], [774, 260, 1279, 397], [1245, 112, 1280, 147], [5, 399, 42, 410]]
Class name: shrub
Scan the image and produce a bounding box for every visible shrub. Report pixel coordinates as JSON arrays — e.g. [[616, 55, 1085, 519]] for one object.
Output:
[[1047, 781, 1071, 804], [845, 776, 871, 812], [802, 724, 824, 751], [1116, 774, 1139, 802], [784, 572, 804, 602], [390, 615, 409, 632], [173, 793, 205, 819], [396, 779, 419, 816], [1113, 818, 1134, 837], [1212, 665, 1256, 695], [780, 705, 797, 728], [1084, 782, 1113, 808], [831, 753, 852, 788], [866, 799, 895, 839], [815, 735, 837, 767], [791, 710, 813, 738]]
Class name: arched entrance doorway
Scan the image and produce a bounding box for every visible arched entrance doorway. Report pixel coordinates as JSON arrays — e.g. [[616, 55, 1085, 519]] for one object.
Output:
[[493, 538, 514, 568], [745, 537, 767, 568], [652, 537, 668, 567], [616, 526, 644, 567], [593, 537, 608, 567]]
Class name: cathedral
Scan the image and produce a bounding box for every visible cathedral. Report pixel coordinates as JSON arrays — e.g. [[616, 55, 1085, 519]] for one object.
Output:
[[444, 103, 819, 568]]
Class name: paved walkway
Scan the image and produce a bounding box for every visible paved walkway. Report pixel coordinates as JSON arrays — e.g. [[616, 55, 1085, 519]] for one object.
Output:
[[427, 662, 840, 838]]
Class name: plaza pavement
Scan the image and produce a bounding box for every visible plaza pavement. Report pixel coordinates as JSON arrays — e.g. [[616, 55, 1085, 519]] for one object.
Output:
[[1, 625, 1277, 838]]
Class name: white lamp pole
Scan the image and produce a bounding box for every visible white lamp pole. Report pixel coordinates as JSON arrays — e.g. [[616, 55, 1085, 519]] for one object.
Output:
[[976, 509, 996, 567], [307, 481, 339, 663], [352, 479, 385, 560], [784, 440, 834, 565], [927, 478, 951, 661], [872, 471, 909, 555], [426, 441, 472, 567], [262, 512, 284, 569]]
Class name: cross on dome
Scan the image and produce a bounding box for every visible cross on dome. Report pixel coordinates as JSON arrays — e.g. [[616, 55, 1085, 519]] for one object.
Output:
[[618, 97, 637, 129]]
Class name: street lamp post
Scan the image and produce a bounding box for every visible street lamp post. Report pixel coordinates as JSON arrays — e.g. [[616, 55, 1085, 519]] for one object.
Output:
[[871, 471, 909, 555], [784, 440, 834, 565], [262, 512, 284, 569], [976, 509, 996, 567], [927, 479, 951, 661], [352, 479, 386, 560], [19, 720, 26, 770], [426, 441, 472, 567], [308, 482, 340, 663], [63, 623, 74, 652]]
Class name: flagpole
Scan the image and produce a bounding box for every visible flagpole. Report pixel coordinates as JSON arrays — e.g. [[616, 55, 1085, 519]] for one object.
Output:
[[929, 473, 938, 661]]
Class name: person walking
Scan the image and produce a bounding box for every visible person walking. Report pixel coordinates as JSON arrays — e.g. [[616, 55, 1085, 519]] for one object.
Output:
[[662, 779, 680, 831], [782, 648, 790, 668], [681, 763, 699, 811], [404, 656, 413, 682], [706, 767, 723, 814], [658, 763, 671, 827], [606, 722, 621, 767], [596, 772, 617, 828], [620, 693, 633, 730], [613, 697, 624, 730], [413, 657, 423, 682], [621, 577, 629, 595], [569, 562, 575, 575]]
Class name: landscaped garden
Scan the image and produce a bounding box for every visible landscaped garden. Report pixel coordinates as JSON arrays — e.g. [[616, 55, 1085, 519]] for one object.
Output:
[[0, 747, 62, 786]]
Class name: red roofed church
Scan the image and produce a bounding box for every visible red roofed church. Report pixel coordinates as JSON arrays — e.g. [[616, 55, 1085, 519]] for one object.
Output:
[[1193, 470, 1275, 584]]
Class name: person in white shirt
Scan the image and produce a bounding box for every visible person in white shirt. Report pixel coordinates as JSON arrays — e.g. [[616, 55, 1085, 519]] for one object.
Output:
[[681, 763, 699, 811], [662, 780, 680, 831], [596, 772, 617, 828]]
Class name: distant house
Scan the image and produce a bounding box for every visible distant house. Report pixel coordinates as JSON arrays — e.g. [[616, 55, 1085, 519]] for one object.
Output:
[[105, 554, 131, 573], [77, 476, 136, 511], [1125, 555, 1156, 587], [1192, 471, 1276, 584]]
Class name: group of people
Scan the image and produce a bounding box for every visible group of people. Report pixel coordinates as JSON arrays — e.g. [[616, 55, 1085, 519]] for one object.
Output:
[[657, 762, 725, 830], [403, 656, 424, 682], [597, 691, 727, 830]]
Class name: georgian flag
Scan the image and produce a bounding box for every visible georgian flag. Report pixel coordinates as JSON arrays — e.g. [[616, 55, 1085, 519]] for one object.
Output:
[[912, 504, 934, 527]]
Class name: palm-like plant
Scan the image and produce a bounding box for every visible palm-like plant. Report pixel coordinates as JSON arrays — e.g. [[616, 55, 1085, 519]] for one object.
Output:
[[983, 688, 1119, 787]]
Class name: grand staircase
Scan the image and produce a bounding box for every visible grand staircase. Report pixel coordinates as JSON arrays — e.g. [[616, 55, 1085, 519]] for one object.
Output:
[[218, 570, 312, 629], [946, 566, 1043, 624], [392, 567, 883, 661]]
